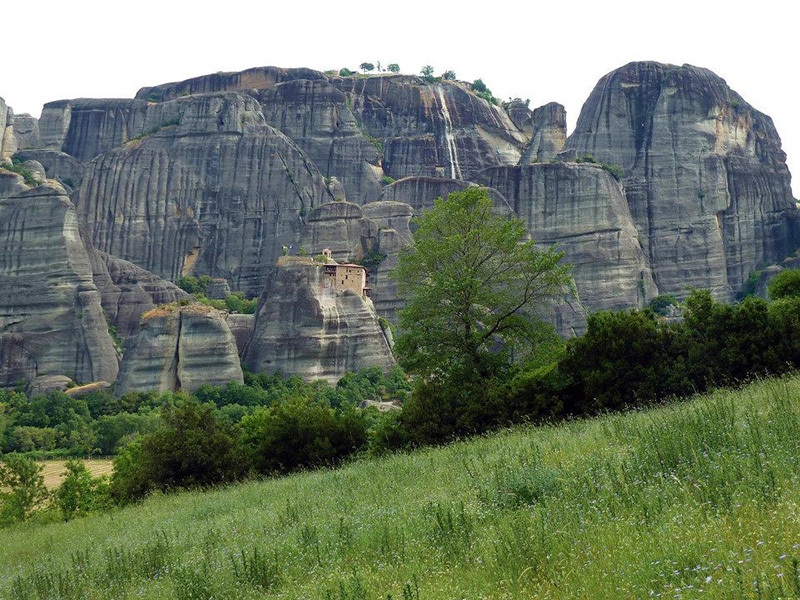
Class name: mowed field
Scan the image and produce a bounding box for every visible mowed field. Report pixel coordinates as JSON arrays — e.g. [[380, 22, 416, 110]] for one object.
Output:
[[2, 377, 800, 599], [38, 459, 114, 490]]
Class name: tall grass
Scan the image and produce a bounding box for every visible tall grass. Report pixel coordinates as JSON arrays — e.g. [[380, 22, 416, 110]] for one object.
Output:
[[2, 377, 800, 598]]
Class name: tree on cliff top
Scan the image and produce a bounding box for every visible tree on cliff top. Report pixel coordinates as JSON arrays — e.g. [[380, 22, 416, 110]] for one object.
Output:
[[391, 187, 571, 385]]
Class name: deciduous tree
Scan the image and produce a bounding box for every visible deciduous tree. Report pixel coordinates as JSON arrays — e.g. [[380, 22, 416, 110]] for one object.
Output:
[[392, 187, 571, 386]]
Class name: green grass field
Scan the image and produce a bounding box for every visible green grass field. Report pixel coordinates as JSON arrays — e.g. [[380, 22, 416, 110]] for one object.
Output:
[[2, 376, 800, 599]]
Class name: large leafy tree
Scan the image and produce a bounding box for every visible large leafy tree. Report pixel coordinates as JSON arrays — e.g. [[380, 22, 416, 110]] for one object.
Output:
[[392, 187, 571, 385]]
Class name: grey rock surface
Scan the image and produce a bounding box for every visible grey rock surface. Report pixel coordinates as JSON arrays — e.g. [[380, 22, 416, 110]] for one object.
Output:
[[135, 66, 326, 102], [91, 251, 191, 344], [116, 304, 243, 394], [27, 375, 74, 396], [0, 334, 36, 389], [226, 313, 255, 357], [378, 176, 513, 225], [1, 99, 17, 159], [0, 97, 7, 157], [477, 163, 655, 318], [12, 114, 40, 149], [75, 93, 333, 296], [565, 61, 799, 299], [15, 149, 86, 192], [206, 278, 232, 300], [331, 76, 528, 181], [0, 185, 119, 385], [256, 79, 384, 204], [0, 171, 28, 197], [519, 102, 567, 164], [360, 201, 414, 322], [300, 201, 367, 262], [244, 258, 395, 383]]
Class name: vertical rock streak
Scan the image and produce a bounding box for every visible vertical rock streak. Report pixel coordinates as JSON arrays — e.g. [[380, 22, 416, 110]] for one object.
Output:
[[437, 86, 462, 180]]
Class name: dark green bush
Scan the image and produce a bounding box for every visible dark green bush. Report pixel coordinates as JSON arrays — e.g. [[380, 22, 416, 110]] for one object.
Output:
[[240, 396, 368, 474], [648, 294, 679, 316], [110, 396, 245, 503], [767, 269, 800, 300]]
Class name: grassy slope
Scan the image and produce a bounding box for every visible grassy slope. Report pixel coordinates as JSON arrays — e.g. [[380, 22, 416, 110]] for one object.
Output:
[[3, 377, 800, 599]]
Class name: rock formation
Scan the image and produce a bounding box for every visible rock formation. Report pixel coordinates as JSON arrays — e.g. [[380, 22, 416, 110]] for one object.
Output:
[[564, 61, 799, 299], [226, 313, 255, 357], [11, 114, 40, 150], [0, 184, 119, 387], [0, 170, 28, 197], [477, 163, 654, 315], [1, 98, 16, 160], [360, 201, 414, 322], [116, 304, 243, 394], [379, 176, 514, 224], [15, 149, 85, 192], [519, 102, 567, 164], [244, 257, 395, 383], [300, 201, 369, 262], [91, 252, 191, 344], [255, 79, 384, 204], [332, 76, 528, 182], [2, 60, 798, 389], [74, 92, 333, 295]]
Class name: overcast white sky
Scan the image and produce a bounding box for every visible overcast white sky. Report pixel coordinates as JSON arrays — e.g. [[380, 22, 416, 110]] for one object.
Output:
[[2, 0, 796, 196]]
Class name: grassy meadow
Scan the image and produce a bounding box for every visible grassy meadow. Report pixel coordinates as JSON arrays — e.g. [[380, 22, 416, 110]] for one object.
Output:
[[3, 376, 800, 599]]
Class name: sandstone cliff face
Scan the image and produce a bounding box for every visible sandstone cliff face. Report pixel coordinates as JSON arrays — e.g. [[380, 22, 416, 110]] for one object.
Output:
[[360, 201, 414, 322], [519, 102, 567, 164], [15, 149, 86, 192], [75, 93, 333, 296], [477, 163, 654, 315], [256, 80, 384, 204], [0, 185, 119, 387], [134, 66, 326, 102], [0, 171, 28, 197], [12, 114, 40, 150], [378, 176, 514, 223], [565, 61, 799, 299], [244, 258, 395, 383], [300, 201, 370, 262], [115, 304, 243, 395], [0, 98, 15, 160], [91, 252, 191, 344], [331, 76, 528, 181]]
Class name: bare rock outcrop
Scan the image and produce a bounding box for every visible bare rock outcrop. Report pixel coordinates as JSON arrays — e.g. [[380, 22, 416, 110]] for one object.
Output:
[[477, 163, 655, 317], [15, 149, 86, 192], [226, 313, 255, 357], [116, 304, 243, 394], [300, 201, 368, 262], [519, 102, 567, 164], [565, 61, 799, 299], [0, 185, 119, 387], [74, 92, 333, 296], [0, 170, 28, 197], [0, 334, 36, 389], [244, 257, 395, 383], [12, 114, 40, 150], [379, 176, 513, 224], [332, 76, 528, 181], [256, 79, 384, 204], [91, 251, 191, 344], [1, 98, 17, 159], [360, 201, 414, 322], [134, 66, 326, 102]]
